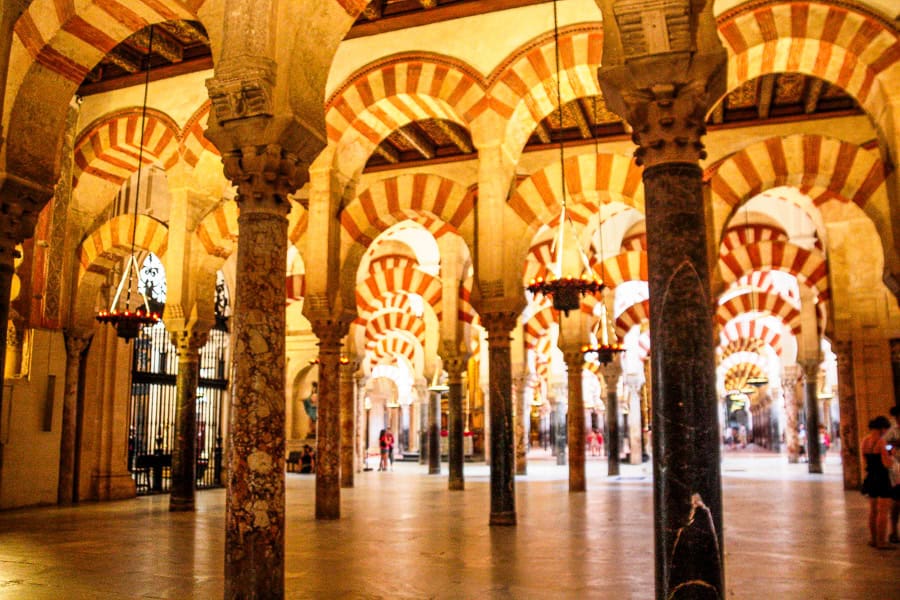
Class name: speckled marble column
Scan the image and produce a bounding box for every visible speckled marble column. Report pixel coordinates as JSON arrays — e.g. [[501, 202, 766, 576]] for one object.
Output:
[[312, 322, 346, 519], [513, 374, 528, 476], [170, 330, 207, 512], [782, 365, 803, 463], [58, 333, 90, 505], [600, 361, 621, 477], [801, 360, 823, 474], [428, 388, 441, 475], [340, 359, 357, 488], [225, 187, 289, 599], [834, 342, 861, 489], [483, 312, 518, 526], [564, 351, 586, 492], [643, 163, 723, 598], [445, 357, 467, 490]]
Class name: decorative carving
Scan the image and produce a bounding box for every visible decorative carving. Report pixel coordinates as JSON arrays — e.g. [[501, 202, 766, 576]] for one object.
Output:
[[481, 312, 519, 343], [206, 59, 276, 124], [170, 329, 210, 355], [224, 144, 306, 214], [612, 0, 693, 57]]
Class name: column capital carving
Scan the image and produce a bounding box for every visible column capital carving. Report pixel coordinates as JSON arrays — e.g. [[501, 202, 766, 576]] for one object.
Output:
[[206, 57, 276, 125], [799, 359, 821, 381], [481, 311, 518, 342], [311, 319, 349, 350], [170, 328, 209, 356], [0, 191, 46, 260], [225, 144, 306, 216], [441, 356, 468, 382], [64, 332, 92, 358], [598, 360, 622, 385], [562, 349, 584, 369], [781, 364, 803, 387]]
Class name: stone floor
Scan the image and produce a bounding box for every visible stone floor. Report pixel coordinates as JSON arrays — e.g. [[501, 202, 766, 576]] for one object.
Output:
[[0, 451, 898, 599]]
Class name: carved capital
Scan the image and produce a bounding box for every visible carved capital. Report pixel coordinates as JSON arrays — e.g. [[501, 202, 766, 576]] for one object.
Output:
[[64, 333, 92, 358], [598, 360, 622, 386], [206, 58, 276, 124], [799, 359, 820, 382], [442, 356, 468, 382], [0, 190, 46, 260], [170, 329, 209, 356], [311, 319, 349, 350], [781, 364, 803, 388], [481, 311, 518, 343], [225, 144, 306, 216]]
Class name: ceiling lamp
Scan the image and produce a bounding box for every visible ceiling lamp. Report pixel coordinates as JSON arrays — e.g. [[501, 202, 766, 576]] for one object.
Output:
[[583, 302, 624, 365], [96, 27, 160, 341], [525, 0, 603, 316]]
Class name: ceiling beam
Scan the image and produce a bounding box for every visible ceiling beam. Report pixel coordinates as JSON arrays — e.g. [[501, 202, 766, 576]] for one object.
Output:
[[757, 75, 775, 119], [434, 120, 474, 153], [804, 78, 825, 114], [571, 100, 593, 139], [104, 51, 141, 74], [131, 28, 183, 63], [420, 0, 438, 7], [374, 143, 400, 164], [396, 124, 436, 159], [534, 120, 552, 144], [363, 0, 384, 20], [710, 102, 724, 125], [160, 21, 210, 46]]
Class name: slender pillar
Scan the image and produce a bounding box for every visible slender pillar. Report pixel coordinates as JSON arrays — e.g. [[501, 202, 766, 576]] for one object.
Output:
[[446, 357, 467, 490], [169, 330, 208, 511], [428, 386, 442, 475], [835, 341, 861, 489], [801, 359, 823, 473], [222, 147, 298, 599], [483, 311, 518, 526], [555, 397, 567, 465], [513, 374, 528, 475], [600, 361, 622, 477], [340, 358, 357, 488], [312, 322, 347, 519], [58, 333, 91, 504], [564, 350, 586, 492], [782, 365, 803, 463]]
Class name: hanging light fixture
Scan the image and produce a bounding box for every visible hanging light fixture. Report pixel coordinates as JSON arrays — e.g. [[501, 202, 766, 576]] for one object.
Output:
[[525, 0, 603, 316], [582, 97, 623, 365], [96, 26, 160, 341]]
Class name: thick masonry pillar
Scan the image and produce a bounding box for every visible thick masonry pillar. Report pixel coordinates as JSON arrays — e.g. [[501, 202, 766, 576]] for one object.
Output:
[[446, 356, 467, 490], [221, 146, 297, 599], [600, 361, 622, 477], [834, 341, 861, 489], [312, 321, 348, 519], [483, 311, 518, 526], [340, 358, 357, 488], [58, 333, 91, 504], [801, 359, 823, 474], [782, 365, 803, 463], [564, 350, 586, 492], [169, 329, 208, 512]]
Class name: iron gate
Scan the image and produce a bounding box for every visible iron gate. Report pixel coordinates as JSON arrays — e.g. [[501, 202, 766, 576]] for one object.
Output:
[[128, 322, 229, 495]]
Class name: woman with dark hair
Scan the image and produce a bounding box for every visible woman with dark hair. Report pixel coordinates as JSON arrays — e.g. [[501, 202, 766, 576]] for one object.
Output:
[[861, 415, 894, 549]]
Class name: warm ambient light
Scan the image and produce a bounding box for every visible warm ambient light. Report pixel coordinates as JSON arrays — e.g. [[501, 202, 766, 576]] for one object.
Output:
[[527, 275, 603, 316], [582, 342, 625, 365], [96, 309, 160, 341]]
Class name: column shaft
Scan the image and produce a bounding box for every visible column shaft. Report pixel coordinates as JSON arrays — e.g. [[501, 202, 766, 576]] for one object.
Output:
[[170, 344, 202, 511], [835, 342, 861, 489], [802, 361, 823, 473], [225, 205, 287, 598], [602, 365, 621, 477], [644, 163, 723, 598], [428, 390, 441, 474], [0, 253, 13, 444], [565, 352, 585, 492], [514, 375, 527, 475], [314, 332, 343, 519], [485, 313, 517, 526], [340, 361, 355, 488], [58, 335, 89, 504], [446, 359, 466, 490], [783, 367, 802, 463]]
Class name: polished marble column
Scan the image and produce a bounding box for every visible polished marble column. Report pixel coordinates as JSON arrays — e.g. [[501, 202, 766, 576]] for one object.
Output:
[[312, 321, 347, 519], [514, 373, 528, 476], [445, 357, 467, 490], [782, 365, 803, 463], [340, 358, 357, 488], [58, 333, 91, 504], [428, 387, 442, 475], [801, 360, 823, 474], [170, 329, 208, 512], [564, 350, 586, 492], [834, 341, 861, 489], [483, 311, 518, 526], [600, 361, 622, 477]]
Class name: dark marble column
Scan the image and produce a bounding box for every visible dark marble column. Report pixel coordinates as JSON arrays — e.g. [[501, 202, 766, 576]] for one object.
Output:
[[564, 351, 586, 492], [600, 361, 621, 477], [445, 357, 467, 490], [311, 321, 348, 519], [643, 163, 724, 598], [801, 360, 823, 474], [782, 365, 803, 463], [225, 177, 290, 598], [169, 330, 208, 512], [834, 341, 861, 489], [58, 333, 91, 504], [483, 311, 518, 526], [555, 399, 567, 465], [513, 374, 528, 475], [340, 358, 357, 488], [428, 387, 442, 475]]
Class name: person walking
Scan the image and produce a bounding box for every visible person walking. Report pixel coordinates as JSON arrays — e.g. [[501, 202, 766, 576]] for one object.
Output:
[[378, 429, 388, 471], [885, 406, 900, 544], [861, 416, 894, 549]]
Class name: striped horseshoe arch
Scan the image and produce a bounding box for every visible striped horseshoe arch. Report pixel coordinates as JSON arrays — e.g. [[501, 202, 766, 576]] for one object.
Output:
[[719, 224, 788, 256], [355, 267, 443, 321], [365, 311, 427, 351], [717, 1, 900, 116], [77, 214, 168, 281], [614, 299, 650, 340], [718, 240, 829, 301], [719, 319, 785, 357], [716, 290, 801, 335]]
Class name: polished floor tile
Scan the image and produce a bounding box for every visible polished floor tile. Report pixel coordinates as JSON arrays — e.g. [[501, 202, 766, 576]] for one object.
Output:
[[0, 452, 897, 599]]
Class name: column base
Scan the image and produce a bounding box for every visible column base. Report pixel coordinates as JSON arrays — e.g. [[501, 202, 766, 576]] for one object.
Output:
[[808, 464, 823, 474], [449, 479, 464, 491], [169, 496, 195, 512], [91, 472, 136, 501], [489, 511, 517, 526]]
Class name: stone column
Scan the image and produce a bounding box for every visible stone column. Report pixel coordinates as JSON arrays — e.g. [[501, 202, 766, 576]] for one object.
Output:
[[555, 392, 567, 466], [222, 147, 298, 598], [169, 329, 209, 512], [428, 386, 442, 475], [597, 6, 727, 591], [564, 350, 586, 492], [600, 361, 622, 477], [340, 358, 357, 488], [802, 360, 823, 473], [513, 373, 528, 475], [483, 311, 518, 526], [311, 321, 348, 519], [58, 333, 91, 504], [445, 356, 467, 490], [782, 365, 803, 463], [834, 341, 861, 489]]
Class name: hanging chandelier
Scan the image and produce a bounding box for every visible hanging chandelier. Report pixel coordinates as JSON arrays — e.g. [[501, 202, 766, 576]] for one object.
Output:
[[525, 0, 603, 316], [582, 302, 624, 364], [96, 26, 160, 341]]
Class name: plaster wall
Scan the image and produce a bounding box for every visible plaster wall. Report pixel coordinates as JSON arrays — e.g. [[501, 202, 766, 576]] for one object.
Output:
[[0, 329, 65, 509]]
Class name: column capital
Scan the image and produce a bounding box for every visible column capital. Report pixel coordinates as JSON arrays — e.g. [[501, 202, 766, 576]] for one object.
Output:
[[0, 192, 46, 261], [441, 355, 468, 382], [781, 364, 804, 387], [598, 359, 623, 384], [169, 328, 210, 356], [311, 318, 350, 350], [481, 311, 518, 342], [799, 359, 821, 381], [64, 332, 92, 358], [206, 57, 276, 126], [225, 144, 306, 216]]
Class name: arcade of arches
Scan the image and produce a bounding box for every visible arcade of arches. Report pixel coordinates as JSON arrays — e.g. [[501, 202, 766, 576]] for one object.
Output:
[[1, 0, 899, 597]]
